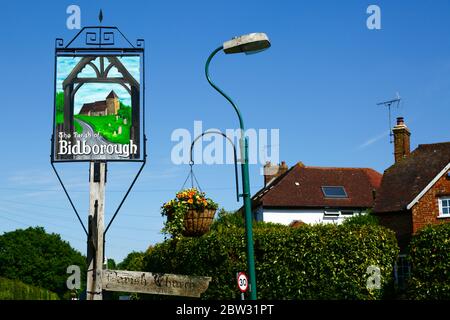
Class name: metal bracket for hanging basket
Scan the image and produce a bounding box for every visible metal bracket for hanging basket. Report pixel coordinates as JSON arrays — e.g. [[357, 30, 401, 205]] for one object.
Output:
[[183, 130, 240, 202]]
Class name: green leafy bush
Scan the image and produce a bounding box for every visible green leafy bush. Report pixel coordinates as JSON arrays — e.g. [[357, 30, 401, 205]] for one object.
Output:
[[407, 223, 450, 299], [210, 209, 245, 230], [342, 212, 379, 226], [0, 277, 59, 300], [142, 221, 399, 300]]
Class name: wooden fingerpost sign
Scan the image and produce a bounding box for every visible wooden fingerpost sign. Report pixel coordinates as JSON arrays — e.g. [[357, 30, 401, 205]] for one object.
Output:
[[102, 270, 211, 298]]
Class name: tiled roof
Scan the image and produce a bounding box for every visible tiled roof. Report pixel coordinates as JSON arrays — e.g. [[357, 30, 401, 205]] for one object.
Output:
[[374, 142, 450, 213], [79, 101, 107, 114], [252, 164, 382, 209], [106, 90, 118, 99]]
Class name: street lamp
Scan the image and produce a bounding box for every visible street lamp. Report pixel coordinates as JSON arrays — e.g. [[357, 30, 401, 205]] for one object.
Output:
[[205, 32, 271, 300]]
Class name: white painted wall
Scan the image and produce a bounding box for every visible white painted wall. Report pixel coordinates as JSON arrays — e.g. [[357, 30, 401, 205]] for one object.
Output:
[[256, 208, 366, 225]]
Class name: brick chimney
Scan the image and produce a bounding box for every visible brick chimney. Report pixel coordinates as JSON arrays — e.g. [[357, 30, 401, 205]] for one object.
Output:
[[392, 117, 411, 163], [263, 161, 288, 186]]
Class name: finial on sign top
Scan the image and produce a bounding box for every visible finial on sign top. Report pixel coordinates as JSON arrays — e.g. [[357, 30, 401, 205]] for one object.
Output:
[[99, 9, 103, 24]]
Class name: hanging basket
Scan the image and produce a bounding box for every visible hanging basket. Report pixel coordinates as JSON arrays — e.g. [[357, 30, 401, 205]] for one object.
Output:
[[167, 208, 216, 237], [181, 208, 216, 237], [162, 188, 219, 238]]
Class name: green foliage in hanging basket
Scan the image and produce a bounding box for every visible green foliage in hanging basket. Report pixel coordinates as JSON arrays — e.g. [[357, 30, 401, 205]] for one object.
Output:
[[161, 188, 219, 239]]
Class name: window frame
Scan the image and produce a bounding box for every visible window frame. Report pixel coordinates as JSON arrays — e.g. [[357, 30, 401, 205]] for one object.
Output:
[[321, 186, 348, 199], [438, 196, 450, 218], [324, 210, 340, 216]]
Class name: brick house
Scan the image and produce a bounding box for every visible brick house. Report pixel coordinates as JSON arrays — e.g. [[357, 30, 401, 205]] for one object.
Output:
[[374, 117, 450, 250], [251, 161, 382, 225]]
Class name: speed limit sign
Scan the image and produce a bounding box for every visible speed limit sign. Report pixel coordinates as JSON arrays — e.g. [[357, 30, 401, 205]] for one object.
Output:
[[237, 272, 248, 293]]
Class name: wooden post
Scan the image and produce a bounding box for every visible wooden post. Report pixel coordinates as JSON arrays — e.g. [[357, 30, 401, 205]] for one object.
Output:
[[86, 161, 106, 300]]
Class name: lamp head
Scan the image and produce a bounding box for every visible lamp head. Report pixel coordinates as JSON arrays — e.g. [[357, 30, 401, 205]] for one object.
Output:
[[223, 33, 271, 55]]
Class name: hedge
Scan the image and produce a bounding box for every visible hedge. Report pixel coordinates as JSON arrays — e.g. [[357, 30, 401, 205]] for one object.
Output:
[[341, 212, 379, 226], [143, 222, 399, 300], [0, 277, 59, 300], [407, 223, 450, 299]]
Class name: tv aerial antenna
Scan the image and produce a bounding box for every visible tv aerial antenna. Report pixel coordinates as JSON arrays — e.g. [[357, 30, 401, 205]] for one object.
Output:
[[377, 92, 401, 143]]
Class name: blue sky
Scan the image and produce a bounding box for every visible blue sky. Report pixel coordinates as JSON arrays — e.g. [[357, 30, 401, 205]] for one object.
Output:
[[56, 56, 140, 113], [1, 0, 450, 262]]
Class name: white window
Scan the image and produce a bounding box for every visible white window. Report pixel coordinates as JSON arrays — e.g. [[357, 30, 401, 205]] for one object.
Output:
[[438, 197, 450, 217], [324, 210, 339, 216]]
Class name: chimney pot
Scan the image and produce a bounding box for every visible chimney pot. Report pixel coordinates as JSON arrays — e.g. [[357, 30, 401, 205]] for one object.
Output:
[[263, 161, 289, 186], [393, 116, 411, 163]]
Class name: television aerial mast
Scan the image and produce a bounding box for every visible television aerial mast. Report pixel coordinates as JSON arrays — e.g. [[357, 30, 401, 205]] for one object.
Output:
[[377, 92, 401, 143]]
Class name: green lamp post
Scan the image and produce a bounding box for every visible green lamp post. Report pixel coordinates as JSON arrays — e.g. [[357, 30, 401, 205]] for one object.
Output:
[[205, 32, 271, 300]]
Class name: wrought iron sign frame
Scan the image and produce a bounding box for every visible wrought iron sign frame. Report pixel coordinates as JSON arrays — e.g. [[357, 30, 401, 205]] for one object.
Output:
[[50, 25, 147, 236], [51, 25, 147, 163]]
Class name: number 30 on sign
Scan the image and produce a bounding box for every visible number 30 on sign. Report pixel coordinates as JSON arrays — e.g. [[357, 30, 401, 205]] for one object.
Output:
[[237, 272, 248, 293]]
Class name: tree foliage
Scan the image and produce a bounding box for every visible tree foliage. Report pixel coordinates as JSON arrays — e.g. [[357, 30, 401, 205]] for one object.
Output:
[[118, 102, 131, 121], [107, 258, 117, 270], [407, 223, 450, 299], [0, 227, 86, 298], [118, 250, 147, 271]]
